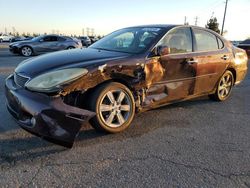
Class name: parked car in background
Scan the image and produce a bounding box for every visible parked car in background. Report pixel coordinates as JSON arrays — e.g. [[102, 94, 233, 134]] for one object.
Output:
[[78, 36, 91, 46], [89, 36, 99, 44], [5, 25, 248, 147], [9, 35, 82, 56], [238, 39, 250, 58], [231, 41, 242, 46], [11, 36, 33, 42], [0, 34, 14, 42]]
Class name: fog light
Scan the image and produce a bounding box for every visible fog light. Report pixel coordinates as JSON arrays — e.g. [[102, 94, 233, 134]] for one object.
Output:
[[31, 117, 36, 126]]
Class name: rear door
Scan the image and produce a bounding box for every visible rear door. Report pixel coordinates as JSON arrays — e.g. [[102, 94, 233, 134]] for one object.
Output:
[[55, 36, 67, 50], [191, 28, 231, 95]]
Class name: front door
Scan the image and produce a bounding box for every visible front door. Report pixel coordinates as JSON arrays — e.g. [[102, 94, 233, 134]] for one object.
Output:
[[144, 27, 198, 107], [36, 36, 59, 53]]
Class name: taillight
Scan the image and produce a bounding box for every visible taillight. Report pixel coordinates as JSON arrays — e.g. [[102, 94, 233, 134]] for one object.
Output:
[[235, 51, 248, 65]]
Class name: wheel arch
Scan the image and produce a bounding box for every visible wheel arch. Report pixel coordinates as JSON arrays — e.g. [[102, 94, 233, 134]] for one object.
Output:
[[67, 46, 75, 49], [89, 78, 136, 98], [227, 67, 236, 85]]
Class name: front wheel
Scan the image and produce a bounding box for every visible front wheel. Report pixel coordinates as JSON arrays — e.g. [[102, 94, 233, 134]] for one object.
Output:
[[209, 70, 234, 101], [89, 82, 135, 133], [67, 46, 75, 50], [21, 46, 33, 57]]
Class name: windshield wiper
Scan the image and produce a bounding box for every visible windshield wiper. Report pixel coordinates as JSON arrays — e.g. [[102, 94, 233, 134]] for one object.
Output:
[[91, 47, 136, 54], [91, 47, 112, 51]]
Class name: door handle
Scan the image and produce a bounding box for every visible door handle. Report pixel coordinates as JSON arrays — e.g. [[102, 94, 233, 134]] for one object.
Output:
[[186, 59, 198, 65], [221, 55, 229, 60]]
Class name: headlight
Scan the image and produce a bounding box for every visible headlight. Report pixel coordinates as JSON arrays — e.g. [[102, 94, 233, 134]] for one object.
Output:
[[25, 68, 88, 92]]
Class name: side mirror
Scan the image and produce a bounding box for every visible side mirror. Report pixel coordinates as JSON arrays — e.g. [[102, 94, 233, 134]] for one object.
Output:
[[155, 45, 170, 56]]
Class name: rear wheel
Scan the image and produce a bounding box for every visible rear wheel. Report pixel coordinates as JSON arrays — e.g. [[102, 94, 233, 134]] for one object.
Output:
[[89, 82, 135, 133], [209, 70, 234, 101], [21, 46, 33, 57]]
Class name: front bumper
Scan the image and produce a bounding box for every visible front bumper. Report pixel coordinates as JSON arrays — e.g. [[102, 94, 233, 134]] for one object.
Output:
[[9, 46, 20, 54], [5, 74, 95, 148]]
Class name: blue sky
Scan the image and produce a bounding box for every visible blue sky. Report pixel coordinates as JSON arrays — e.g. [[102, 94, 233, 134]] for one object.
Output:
[[0, 0, 249, 40]]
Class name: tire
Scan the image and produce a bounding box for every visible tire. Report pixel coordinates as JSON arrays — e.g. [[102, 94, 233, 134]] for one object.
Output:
[[89, 82, 135, 133], [67, 46, 75, 50], [0, 39, 2, 43], [21, 46, 33, 57], [209, 70, 234, 101]]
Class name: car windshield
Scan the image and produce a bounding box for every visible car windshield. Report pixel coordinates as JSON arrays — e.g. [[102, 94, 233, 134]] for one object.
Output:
[[31, 36, 44, 41], [89, 27, 164, 54]]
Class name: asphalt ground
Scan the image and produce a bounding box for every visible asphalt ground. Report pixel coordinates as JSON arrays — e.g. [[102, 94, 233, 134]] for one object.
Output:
[[0, 44, 249, 187]]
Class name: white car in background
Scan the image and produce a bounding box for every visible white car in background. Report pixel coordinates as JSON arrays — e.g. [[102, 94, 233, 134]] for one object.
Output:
[[0, 34, 14, 42]]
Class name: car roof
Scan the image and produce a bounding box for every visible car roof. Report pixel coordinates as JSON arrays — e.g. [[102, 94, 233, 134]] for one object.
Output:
[[123, 24, 223, 38], [124, 24, 219, 32], [125, 24, 178, 30]]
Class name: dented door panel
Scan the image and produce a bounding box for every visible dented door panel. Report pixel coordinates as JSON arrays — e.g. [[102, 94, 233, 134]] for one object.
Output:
[[143, 53, 197, 107]]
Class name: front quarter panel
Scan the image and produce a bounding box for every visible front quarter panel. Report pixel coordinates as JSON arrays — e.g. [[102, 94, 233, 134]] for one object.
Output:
[[59, 57, 146, 96]]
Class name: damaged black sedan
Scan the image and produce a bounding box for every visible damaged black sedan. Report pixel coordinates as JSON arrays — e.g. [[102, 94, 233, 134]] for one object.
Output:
[[5, 25, 248, 147]]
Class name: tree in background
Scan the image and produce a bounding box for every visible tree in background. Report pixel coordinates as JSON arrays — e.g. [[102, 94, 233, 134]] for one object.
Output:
[[205, 17, 220, 34], [32, 33, 39, 37]]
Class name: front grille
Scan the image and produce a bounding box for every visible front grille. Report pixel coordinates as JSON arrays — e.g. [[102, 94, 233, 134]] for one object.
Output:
[[14, 73, 30, 87]]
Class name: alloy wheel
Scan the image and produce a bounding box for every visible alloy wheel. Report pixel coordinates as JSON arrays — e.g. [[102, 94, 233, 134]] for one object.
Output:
[[218, 72, 233, 100], [98, 90, 132, 128], [21, 47, 32, 56]]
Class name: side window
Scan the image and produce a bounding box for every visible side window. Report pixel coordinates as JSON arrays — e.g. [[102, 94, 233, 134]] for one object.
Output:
[[50, 36, 58, 42], [43, 36, 58, 42], [58, 37, 66, 41], [43, 36, 51, 42], [193, 29, 218, 51], [158, 27, 192, 54]]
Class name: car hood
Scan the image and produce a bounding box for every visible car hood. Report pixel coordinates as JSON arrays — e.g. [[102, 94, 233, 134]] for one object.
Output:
[[15, 48, 130, 77]]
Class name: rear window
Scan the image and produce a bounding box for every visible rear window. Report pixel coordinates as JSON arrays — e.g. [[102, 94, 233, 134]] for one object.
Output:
[[193, 29, 218, 51]]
